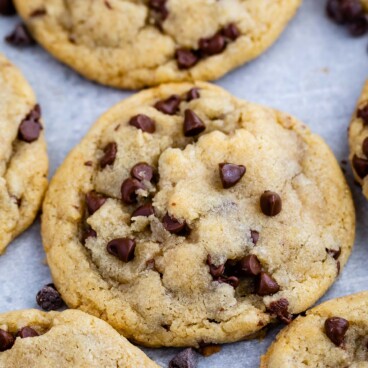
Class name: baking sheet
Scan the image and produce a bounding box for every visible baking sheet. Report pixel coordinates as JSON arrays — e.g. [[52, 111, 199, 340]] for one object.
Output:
[[0, 0, 368, 366]]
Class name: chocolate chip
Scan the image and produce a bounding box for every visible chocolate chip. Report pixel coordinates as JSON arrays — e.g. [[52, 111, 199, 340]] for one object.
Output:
[[129, 114, 156, 133], [154, 95, 181, 115], [219, 163, 246, 189], [218, 276, 240, 288], [358, 104, 368, 124], [348, 15, 368, 36], [183, 109, 206, 137], [251, 230, 259, 245], [121, 178, 144, 204], [36, 284, 64, 311], [260, 191, 282, 217], [131, 162, 154, 182], [175, 49, 199, 69], [85, 191, 107, 215], [186, 88, 200, 102], [327, 0, 363, 23], [199, 33, 226, 56], [222, 23, 240, 40], [82, 226, 97, 244], [17, 327, 39, 338], [149, 0, 168, 21], [169, 348, 198, 368], [207, 256, 225, 279], [267, 298, 293, 324], [18, 105, 42, 143], [363, 137, 368, 157], [132, 202, 154, 218], [326, 247, 341, 260], [0, 329, 14, 352], [5, 23, 35, 46], [325, 317, 349, 346], [30, 8, 47, 17], [239, 255, 262, 276], [0, 0, 16, 16], [352, 154, 368, 178], [84, 161, 93, 167], [163, 213, 187, 234], [100, 142, 117, 168], [256, 272, 280, 296], [107, 238, 136, 262]]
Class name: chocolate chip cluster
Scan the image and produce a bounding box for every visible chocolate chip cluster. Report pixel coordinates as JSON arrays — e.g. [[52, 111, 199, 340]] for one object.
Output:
[[0, 326, 39, 352]]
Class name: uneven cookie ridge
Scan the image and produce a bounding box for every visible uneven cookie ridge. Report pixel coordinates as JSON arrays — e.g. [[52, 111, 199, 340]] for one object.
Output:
[[42, 82, 354, 347], [14, 0, 301, 89], [0, 53, 48, 254], [261, 292, 368, 368], [0, 309, 159, 367]]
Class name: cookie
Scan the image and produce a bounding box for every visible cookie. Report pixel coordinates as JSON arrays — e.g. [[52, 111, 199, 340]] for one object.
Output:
[[0, 309, 159, 367], [42, 82, 355, 347], [349, 80, 368, 199], [261, 292, 368, 368], [13, 0, 301, 89], [0, 53, 48, 254]]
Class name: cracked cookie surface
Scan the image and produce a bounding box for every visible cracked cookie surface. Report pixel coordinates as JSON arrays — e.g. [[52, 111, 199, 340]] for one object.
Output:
[[261, 292, 368, 368], [13, 0, 301, 89], [42, 82, 355, 347], [0, 309, 159, 367], [0, 53, 48, 254]]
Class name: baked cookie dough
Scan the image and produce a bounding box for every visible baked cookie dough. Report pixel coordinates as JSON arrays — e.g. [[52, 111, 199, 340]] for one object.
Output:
[[42, 82, 355, 347], [349, 80, 368, 199], [0, 53, 48, 254], [13, 0, 301, 89], [261, 292, 368, 368], [0, 309, 159, 367]]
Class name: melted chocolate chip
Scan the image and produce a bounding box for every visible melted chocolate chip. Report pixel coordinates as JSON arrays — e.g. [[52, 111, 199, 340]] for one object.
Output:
[[256, 272, 280, 296], [183, 109, 206, 137], [154, 95, 181, 115], [199, 33, 226, 56], [162, 213, 187, 234], [129, 114, 156, 133], [222, 23, 241, 40], [175, 49, 199, 69], [17, 327, 39, 338], [186, 88, 200, 102], [131, 162, 154, 182], [352, 154, 368, 178], [260, 191, 282, 217], [219, 163, 246, 189], [220, 275, 240, 288], [0, 0, 16, 16], [36, 284, 64, 311], [267, 298, 293, 324], [325, 317, 349, 346], [121, 178, 144, 204], [100, 142, 117, 168], [363, 137, 368, 157], [132, 202, 154, 218], [6, 23, 35, 46], [326, 247, 341, 260], [107, 238, 136, 262], [251, 230, 259, 245], [18, 105, 42, 143], [85, 191, 107, 215], [358, 104, 368, 125], [0, 329, 14, 352], [169, 348, 198, 368], [207, 256, 225, 279], [239, 255, 262, 276]]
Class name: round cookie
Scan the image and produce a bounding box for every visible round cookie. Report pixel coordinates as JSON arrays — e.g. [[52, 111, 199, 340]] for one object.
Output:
[[13, 0, 301, 89], [261, 292, 368, 368], [0, 309, 159, 367], [349, 80, 368, 199], [0, 53, 48, 254], [42, 82, 355, 347]]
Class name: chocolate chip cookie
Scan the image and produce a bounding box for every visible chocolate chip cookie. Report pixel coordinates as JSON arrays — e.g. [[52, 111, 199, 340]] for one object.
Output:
[[0, 309, 159, 367], [261, 292, 368, 368], [13, 0, 301, 89], [42, 82, 355, 347], [349, 81, 368, 199], [0, 53, 48, 254]]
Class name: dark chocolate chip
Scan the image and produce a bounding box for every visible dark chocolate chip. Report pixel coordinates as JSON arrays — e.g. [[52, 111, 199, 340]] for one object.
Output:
[[183, 109, 206, 137], [251, 230, 259, 245], [239, 255, 262, 276], [199, 33, 226, 56], [363, 137, 368, 157], [85, 191, 107, 215], [0, 0, 16, 16], [121, 178, 144, 204], [260, 191, 282, 217], [327, 0, 363, 23], [132, 202, 154, 218], [256, 272, 280, 296], [357, 103, 368, 125], [82, 226, 97, 244], [154, 95, 181, 115], [325, 317, 349, 346], [36, 284, 64, 311], [169, 348, 198, 368], [352, 154, 368, 178], [267, 298, 293, 324], [100, 142, 117, 168], [162, 213, 187, 234], [219, 163, 246, 189], [18, 105, 42, 143], [348, 15, 368, 36], [218, 276, 240, 288], [0, 329, 14, 352], [326, 247, 341, 260], [6, 23, 35, 46], [17, 327, 39, 338], [186, 88, 200, 102], [107, 238, 136, 262], [131, 162, 154, 182], [222, 23, 241, 40], [175, 49, 199, 69], [129, 114, 156, 133], [149, 0, 168, 21], [207, 256, 225, 279]]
